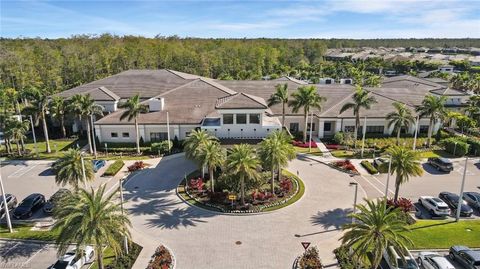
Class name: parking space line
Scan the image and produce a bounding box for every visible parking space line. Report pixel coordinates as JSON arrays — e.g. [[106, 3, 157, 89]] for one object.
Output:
[[8, 164, 38, 178], [360, 174, 386, 196], [0, 242, 19, 257], [370, 175, 395, 195], [23, 244, 46, 264]]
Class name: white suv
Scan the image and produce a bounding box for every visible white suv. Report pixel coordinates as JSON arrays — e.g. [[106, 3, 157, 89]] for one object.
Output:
[[418, 196, 451, 217], [383, 246, 419, 269]]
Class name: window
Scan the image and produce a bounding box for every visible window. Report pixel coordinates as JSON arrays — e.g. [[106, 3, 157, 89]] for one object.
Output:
[[419, 125, 429, 134], [307, 123, 316, 131], [111, 132, 118, 138], [249, 114, 260, 124], [366, 126, 384, 134], [324, 122, 332, 132], [236, 114, 247, 124], [122, 132, 130, 138], [223, 114, 233, 124], [344, 126, 355, 132], [150, 132, 168, 142], [290, 123, 299, 133]]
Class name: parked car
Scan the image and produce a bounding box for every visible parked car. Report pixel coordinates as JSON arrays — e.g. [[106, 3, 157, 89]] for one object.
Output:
[[51, 246, 95, 269], [449, 246, 480, 269], [0, 131, 4, 145], [418, 252, 455, 269], [0, 194, 17, 216], [439, 192, 473, 217], [418, 196, 451, 217], [427, 158, 453, 172], [12, 193, 45, 219], [383, 246, 419, 269], [44, 189, 71, 214], [92, 159, 106, 172], [373, 157, 390, 168], [463, 192, 480, 210]]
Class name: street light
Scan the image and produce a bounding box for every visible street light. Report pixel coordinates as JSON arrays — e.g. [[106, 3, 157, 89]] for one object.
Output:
[[412, 115, 419, 151], [349, 182, 358, 224], [119, 177, 129, 254], [308, 110, 314, 153], [453, 142, 458, 157], [456, 157, 468, 222], [0, 159, 13, 233], [384, 154, 392, 201]]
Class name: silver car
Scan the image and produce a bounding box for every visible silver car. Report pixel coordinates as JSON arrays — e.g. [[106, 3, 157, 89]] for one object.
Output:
[[463, 192, 480, 210], [418, 252, 455, 269]]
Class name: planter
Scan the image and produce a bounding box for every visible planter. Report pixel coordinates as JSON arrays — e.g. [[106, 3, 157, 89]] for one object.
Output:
[[146, 245, 175, 269]]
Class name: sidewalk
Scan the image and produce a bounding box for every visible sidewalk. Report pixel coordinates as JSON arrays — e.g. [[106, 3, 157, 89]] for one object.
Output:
[[313, 138, 334, 159]]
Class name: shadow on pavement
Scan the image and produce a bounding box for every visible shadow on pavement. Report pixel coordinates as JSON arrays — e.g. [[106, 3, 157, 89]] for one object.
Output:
[[0, 241, 44, 262], [421, 163, 450, 175], [146, 207, 216, 229], [310, 208, 352, 230]]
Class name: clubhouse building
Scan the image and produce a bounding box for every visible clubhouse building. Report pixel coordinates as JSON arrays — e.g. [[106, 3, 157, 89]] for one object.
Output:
[[55, 69, 470, 143]]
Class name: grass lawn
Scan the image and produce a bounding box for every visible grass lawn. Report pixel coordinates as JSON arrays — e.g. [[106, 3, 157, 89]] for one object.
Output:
[[2, 138, 87, 160], [417, 150, 456, 159], [294, 146, 323, 156], [0, 223, 59, 241], [404, 220, 480, 249], [331, 150, 377, 159]]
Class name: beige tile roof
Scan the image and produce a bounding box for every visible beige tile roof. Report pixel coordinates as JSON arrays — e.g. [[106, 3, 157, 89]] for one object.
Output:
[[216, 93, 267, 109]]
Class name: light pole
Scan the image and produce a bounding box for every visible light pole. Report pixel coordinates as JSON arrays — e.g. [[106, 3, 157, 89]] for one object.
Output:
[[349, 182, 358, 224], [29, 115, 39, 158], [90, 114, 97, 158], [361, 116, 367, 158], [119, 177, 129, 254], [453, 142, 458, 157], [166, 111, 171, 154], [412, 115, 419, 151], [384, 155, 392, 201], [105, 143, 108, 157], [0, 159, 13, 233], [308, 111, 313, 153], [456, 157, 468, 222], [80, 153, 87, 188]]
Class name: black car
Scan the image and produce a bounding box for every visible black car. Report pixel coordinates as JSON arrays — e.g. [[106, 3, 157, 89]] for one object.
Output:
[[43, 189, 71, 214], [463, 192, 480, 210], [12, 193, 45, 219], [0, 194, 17, 216], [449, 246, 480, 269], [439, 192, 473, 217], [427, 158, 454, 172]]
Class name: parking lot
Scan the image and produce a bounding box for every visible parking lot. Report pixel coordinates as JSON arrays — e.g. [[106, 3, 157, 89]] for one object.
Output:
[[0, 159, 119, 221], [0, 240, 93, 269]]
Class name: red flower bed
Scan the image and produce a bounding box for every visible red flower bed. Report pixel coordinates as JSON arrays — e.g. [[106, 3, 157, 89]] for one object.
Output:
[[326, 144, 341, 150], [251, 190, 274, 201], [280, 179, 293, 193], [188, 178, 204, 191], [332, 160, 358, 173], [387, 198, 414, 212], [146, 245, 173, 269], [128, 161, 146, 172], [292, 140, 317, 148]]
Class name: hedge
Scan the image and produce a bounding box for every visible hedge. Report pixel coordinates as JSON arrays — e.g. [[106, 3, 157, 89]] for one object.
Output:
[[466, 137, 480, 156], [442, 137, 470, 157], [151, 141, 172, 154], [360, 160, 378, 174], [103, 160, 125, 176]]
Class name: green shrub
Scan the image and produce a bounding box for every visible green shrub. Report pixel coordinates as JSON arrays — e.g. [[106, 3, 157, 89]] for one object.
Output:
[[103, 160, 125, 176], [333, 132, 345, 145], [334, 246, 363, 269], [360, 160, 378, 174], [442, 138, 470, 157], [151, 141, 172, 155], [466, 137, 480, 156], [298, 246, 323, 269]]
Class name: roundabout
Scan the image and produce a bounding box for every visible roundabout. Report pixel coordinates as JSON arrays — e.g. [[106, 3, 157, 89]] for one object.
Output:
[[123, 154, 366, 269]]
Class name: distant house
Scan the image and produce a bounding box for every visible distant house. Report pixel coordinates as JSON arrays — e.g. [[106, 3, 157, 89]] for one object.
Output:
[[319, 78, 335, 84], [438, 65, 454, 73], [339, 78, 353, 85]]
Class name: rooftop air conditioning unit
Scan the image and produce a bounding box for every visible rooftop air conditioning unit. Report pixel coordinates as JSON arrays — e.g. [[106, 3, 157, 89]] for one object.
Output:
[[148, 97, 164, 112]]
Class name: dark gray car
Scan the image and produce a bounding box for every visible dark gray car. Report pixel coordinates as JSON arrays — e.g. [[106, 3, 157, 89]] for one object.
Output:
[[0, 194, 17, 216], [463, 192, 480, 210], [449, 246, 480, 269], [427, 158, 454, 172]]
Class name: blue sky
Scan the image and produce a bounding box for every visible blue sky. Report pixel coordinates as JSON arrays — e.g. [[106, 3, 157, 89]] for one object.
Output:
[[1, 0, 480, 38]]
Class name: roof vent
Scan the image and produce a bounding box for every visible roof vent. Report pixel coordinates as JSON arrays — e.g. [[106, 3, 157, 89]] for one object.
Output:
[[148, 97, 164, 112]]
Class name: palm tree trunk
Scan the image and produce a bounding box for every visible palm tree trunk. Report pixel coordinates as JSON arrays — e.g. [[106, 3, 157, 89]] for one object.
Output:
[[20, 136, 25, 152], [282, 102, 286, 127], [354, 114, 360, 148], [271, 164, 275, 194], [427, 117, 434, 147], [303, 109, 308, 143], [96, 246, 104, 269], [77, 115, 83, 135], [240, 175, 245, 206], [396, 127, 401, 146], [41, 110, 51, 153], [85, 117, 93, 154], [394, 175, 401, 203], [277, 162, 281, 182], [4, 140, 10, 154], [60, 116, 66, 138], [135, 117, 140, 154], [16, 141, 21, 156], [209, 167, 215, 193]]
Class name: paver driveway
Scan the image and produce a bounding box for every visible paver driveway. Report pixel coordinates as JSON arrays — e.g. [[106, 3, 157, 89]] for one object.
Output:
[[124, 154, 365, 269]]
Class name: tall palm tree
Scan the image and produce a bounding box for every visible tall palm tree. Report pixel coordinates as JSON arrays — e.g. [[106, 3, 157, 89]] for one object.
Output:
[[466, 95, 480, 124], [118, 94, 148, 154], [197, 140, 225, 192], [339, 87, 377, 148], [416, 95, 447, 147], [268, 83, 289, 127], [341, 199, 412, 269], [387, 146, 423, 202], [49, 96, 68, 138], [386, 102, 415, 145], [53, 184, 131, 269], [5, 118, 29, 156], [289, 85, 327, 142], [259, 131, 296, 193], [69, 94, 85, 135], [23, 89, 51, 153], [53, 148, 94, 188], [184, 129, 217, 175], [226, 144, 260, 206], [78, 94, 104, 154]]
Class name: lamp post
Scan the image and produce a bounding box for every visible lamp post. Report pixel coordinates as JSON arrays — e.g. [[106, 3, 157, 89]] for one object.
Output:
[[412, 115, 419, 151], [349, 182, 358, 224], [105, 143, 108, 157], [361, 117, 367, 158], [308, 111, 313, 153], [453, 142, 458, 157], [384, 155, 392, 201], [90, 114, 97, 158], [80, 153, 87, 188], [0, 159, 13, 233], [119, 177, 129, 254], [456, 157, 468, 222]]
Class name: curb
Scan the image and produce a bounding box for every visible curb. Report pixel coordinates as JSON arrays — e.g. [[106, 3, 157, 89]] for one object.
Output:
[[0, 237, 56, 244]]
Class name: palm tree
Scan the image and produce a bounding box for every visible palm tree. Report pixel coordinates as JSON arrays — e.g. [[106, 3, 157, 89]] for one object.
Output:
[[259, 130, 296, 193], [118, 94, 148, 154], [416, 95, 447, 147], [49, 96, 68, 138], [23, 89, 51, 153], [339, 87, 377, 148], [53, 184, 131, 269], [69, 94, 85, 135], [5, 118, 29, 156], [466, 95, 480, 124], [78, 94, 104, 155], [226, 144, 260, 206], [387, 146, 423, 202], [183, 129, 217, 175], [386, 102, 415, 145], [53, 148, 94, 188], [289, 85, 327, 142], [268, 83, 289, 127], [341, 199, 412, 269], [197, 140, 225, 192]]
